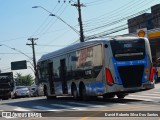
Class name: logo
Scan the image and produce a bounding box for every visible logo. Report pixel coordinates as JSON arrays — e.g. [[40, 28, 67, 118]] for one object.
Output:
[[2, 112, 12, 118], [130, 61, 133, 65], [137, 28, 147, 38], [138, 30, 145, 37]]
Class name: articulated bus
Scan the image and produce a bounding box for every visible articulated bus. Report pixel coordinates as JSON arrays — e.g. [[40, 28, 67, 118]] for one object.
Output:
[[37, 36, 155, 100]]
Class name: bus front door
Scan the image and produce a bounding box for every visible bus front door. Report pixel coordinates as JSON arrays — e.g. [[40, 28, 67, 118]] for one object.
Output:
[[60, 59, 68, 94], [47, 62, 55, 94]]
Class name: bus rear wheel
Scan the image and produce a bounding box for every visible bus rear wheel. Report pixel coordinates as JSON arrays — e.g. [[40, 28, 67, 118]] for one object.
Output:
[[71, 86, 78, 100], [81, 85, 88, 101], [116, 93, 126, 99], [103, 94, 115, 99]]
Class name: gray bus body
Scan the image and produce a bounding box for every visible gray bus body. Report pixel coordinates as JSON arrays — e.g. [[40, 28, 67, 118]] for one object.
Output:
[[37, 37, 154, 99]]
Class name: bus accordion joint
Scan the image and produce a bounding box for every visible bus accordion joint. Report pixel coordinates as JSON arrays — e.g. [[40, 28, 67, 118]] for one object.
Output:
[[105, 68, 114, 86]]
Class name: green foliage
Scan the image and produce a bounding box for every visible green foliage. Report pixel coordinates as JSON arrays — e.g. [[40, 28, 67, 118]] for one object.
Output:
[[15, 73, 34, 86]]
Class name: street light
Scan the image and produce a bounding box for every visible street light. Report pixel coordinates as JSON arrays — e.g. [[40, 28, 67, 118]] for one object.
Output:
[[32, 6, 79, 35], [0, 44, 35, 70], [0, 44, 32, 61]]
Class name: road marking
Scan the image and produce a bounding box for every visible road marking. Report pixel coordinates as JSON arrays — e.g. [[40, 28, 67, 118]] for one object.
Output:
[[14, 107, 30, 111], [33, 106, 61, 111], [125, 96, 153, 101], [68, 102, 106, 108], [140, 93, 160, 96], [68, 102, 95, 106], [154, 84, 160, 89], [128, 94, 160, 99], [116, 103, 127, 105], [153, 91, 160, 94], [51, 104, 86, 110], [51, 103, 106, 111]]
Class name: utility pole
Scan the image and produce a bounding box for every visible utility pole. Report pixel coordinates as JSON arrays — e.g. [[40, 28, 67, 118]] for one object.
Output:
[[59, 0, 85, 42], [72, 0, 85, 42], [26, 38, 38, 84]]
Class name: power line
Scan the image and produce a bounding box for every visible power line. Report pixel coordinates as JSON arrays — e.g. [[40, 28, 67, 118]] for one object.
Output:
[[0, 36, 28, 43], [0, 52, 47, 55], [85, 12, 160, 40], [84, 0, 159, 36], [83, 0, 156, 31], [36, 44, 66, 47], [34, 3, 65, 39], [83, 0, 142, 24], [84, 7, 151, 33], [85, 0, 111, 6]]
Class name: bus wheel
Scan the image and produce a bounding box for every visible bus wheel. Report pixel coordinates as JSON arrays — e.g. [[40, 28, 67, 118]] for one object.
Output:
[[103, 94, 115, 99], [72, 87, 78, 100], [116, 93, 126, 99], [81, 85, 88, 101], [44, 87, 49, 99], [44, 87, 56, 100]]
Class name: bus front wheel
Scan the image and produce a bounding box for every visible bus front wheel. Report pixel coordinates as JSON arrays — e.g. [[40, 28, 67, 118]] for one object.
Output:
[[44, 86, 56, 100]]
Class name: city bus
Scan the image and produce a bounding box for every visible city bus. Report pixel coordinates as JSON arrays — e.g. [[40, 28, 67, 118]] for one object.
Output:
[[37, 36, 155, 100]]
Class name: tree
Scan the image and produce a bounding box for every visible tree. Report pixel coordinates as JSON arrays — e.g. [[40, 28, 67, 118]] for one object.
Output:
[[15, 73, 34, 86]]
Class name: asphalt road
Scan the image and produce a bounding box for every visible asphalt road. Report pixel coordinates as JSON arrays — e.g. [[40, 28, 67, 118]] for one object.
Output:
[[0, 83, 160, 120]]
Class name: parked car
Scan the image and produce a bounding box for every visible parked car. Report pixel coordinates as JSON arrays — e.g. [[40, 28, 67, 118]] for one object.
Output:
[[14, 86, 30, 98], [29, 86, 38, 97]]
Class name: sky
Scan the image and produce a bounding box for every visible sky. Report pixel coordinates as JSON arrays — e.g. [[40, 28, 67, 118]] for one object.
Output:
[[0, 0, 160, 78]]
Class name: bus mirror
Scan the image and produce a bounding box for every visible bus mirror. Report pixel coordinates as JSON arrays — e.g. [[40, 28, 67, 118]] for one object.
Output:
[[104, 44, 108, 48]]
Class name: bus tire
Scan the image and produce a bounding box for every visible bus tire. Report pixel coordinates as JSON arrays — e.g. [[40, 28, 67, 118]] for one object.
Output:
[[103, 94, 115, 99], [44, 86, 56, 100], [44, 86, 50, 100], [72, 86, 79, 100], [81, 85, 88, 101], [116, 93, 126, 99]]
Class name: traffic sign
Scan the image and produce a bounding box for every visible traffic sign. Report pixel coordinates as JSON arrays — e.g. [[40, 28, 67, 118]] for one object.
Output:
[[11, 60, 27, 70], [137, 28, 147, 38]]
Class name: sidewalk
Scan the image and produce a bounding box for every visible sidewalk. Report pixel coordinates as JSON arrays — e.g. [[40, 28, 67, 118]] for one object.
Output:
[[155, 82, 160, 90]]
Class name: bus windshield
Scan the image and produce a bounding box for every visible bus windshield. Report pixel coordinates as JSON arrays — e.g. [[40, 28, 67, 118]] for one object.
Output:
[[110, 39, 145, 61]]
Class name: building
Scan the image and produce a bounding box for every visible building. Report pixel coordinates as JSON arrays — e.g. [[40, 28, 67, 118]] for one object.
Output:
[[128, 13, 153, 33], [127, 4, 160, 66], [151, 4, 160, 28]]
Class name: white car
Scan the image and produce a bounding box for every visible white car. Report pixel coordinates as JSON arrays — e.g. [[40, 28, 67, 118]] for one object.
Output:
[[29, 86, 38, 97], [14, 86, 30, 98]]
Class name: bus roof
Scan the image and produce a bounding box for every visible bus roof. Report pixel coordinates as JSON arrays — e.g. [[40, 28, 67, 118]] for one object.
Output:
[[38, 37, 143, 62]]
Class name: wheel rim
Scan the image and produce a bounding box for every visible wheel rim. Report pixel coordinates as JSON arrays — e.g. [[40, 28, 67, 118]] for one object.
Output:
[[82, 86, 86, 100], [73, 89, 77, 99]]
